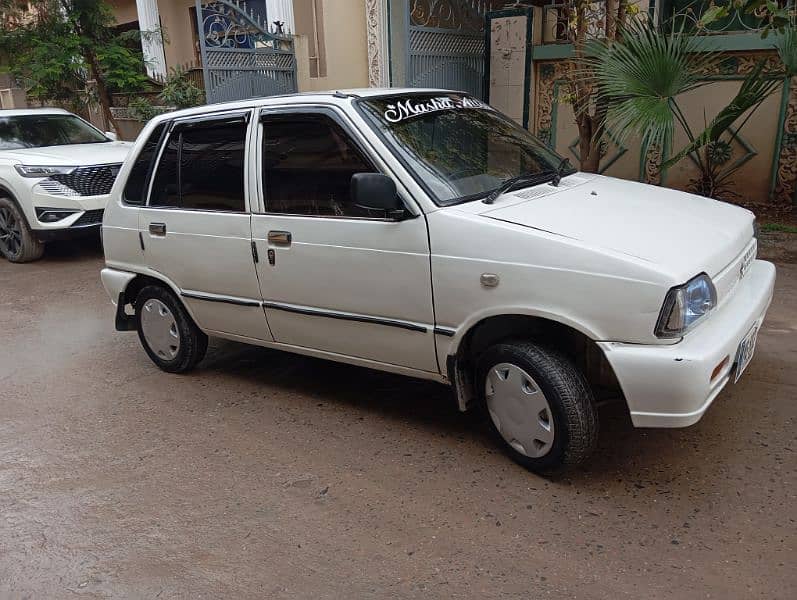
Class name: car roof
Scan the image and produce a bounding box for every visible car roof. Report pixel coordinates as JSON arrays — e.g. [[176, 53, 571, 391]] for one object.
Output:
[[0, 107, 71, 116], [152, 88, 466, 123]]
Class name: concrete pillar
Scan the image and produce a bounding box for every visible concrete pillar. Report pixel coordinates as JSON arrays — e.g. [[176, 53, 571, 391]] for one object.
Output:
[[136, 0, 167, 79]]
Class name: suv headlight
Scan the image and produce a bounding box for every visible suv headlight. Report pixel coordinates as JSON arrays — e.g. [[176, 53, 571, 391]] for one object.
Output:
[[14, 165, 76, 178], [655, 273, 717, 338]]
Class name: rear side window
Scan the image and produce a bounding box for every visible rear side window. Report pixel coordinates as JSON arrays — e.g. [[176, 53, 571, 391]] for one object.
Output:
[[150, 134, 179, 207], [149, 118, 247, 212], [122, 123, 165, 205]]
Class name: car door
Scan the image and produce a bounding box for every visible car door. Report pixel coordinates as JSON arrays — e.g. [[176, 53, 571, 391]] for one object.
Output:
[[139, 110, 272, 342], [250, 108, 438, 373]]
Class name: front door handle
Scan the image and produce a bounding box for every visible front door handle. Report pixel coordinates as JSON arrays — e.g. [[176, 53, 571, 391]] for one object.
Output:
[[267, 230, 291, 246], [149, 222, 166, 236]]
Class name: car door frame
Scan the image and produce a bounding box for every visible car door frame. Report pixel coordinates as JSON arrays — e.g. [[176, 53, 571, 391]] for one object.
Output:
[[138, 106, 274, 342], [250, 103, 443, 376]]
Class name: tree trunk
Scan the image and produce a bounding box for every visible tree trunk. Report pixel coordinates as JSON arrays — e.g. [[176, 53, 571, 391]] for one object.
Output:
[[82, 48, 119, 134]]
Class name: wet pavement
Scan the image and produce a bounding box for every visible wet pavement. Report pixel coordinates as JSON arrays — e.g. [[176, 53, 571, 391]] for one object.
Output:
[[1, 237, 795, 599]]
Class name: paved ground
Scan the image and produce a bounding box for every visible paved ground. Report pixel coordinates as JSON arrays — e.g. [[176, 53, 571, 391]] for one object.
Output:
[[1, 237, 795, 600]]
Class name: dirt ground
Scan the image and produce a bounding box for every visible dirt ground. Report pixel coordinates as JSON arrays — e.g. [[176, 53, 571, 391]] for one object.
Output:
[[1, 236, 795, 600]]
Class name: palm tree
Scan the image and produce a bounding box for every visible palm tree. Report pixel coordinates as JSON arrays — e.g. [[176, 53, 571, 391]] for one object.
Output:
[[583, 19, 796, 199]]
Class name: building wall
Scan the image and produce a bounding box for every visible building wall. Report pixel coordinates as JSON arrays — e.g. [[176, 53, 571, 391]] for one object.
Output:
[[157, 0, 200, 69], [110, 0, 369, 91], [530, 51, 789, 206], [107, 0, 138, 25], [293, 0, 369, 92]]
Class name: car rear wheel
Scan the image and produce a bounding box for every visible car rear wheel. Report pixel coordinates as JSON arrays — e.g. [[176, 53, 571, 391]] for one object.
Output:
[[477, 341, 598, 472], [0, 197, 44, 263], [135, 285, 208, 373]]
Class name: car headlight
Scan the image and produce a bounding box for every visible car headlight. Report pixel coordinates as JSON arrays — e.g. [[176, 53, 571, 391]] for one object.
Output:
[[655, 273, 717, 338], [14, 165, 76, 178]]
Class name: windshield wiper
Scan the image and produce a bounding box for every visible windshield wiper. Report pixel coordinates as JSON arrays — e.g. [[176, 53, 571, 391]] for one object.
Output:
[[549, 157, 572, 187], [481, 158, 575, 205], [482, 172, 554, 205]]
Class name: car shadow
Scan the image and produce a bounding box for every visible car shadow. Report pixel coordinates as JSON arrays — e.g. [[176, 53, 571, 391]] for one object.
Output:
[[194, 338, 706, 484], [41, 235, 104, 262]]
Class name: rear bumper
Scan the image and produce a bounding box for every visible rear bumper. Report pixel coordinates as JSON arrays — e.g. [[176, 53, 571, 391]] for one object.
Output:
[[598, 260, 776, 428]]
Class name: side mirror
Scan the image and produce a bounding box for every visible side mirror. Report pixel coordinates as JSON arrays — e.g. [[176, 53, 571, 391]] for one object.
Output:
[[350, 173, 404, 218], [105, 131, 118, 141]]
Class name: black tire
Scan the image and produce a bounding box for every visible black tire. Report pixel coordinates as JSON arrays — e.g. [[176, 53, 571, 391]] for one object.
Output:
[[0, 197, 44, 263], [477, 341, 598, 472], [135, 285, 208, 373]]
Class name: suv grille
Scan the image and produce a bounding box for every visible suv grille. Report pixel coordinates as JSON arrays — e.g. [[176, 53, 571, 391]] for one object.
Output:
[[44, 163, 122, 197], [72, 209, 104, 227]]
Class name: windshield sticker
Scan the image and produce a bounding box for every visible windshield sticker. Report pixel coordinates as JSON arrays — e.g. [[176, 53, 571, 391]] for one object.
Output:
[[383, 96, 490, 124]]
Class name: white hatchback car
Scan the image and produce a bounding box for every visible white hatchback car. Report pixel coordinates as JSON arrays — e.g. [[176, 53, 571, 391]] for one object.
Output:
[[101, 89, 775, 471], [0, 108, 131, 262]]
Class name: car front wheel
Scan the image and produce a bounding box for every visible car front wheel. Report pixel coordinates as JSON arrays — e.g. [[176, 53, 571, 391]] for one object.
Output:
[[0, 197, 44, 263], [477, 341, 598, 472], [135, 285, 208, 373]]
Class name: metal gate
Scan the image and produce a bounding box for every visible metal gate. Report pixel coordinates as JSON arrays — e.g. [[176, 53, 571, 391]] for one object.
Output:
[[408, 1, 499, 99], [196, 0, 297, 104]]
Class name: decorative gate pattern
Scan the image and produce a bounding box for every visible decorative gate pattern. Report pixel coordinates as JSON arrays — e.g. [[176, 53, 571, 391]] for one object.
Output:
[[408, 0, 501, 99], [196, 0, 296, 104]]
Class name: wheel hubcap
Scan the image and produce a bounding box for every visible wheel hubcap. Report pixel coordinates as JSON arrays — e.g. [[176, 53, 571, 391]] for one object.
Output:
[[0, 206, 22, 257], [485, 363, 555, 458], [140, 299, 180, 360]]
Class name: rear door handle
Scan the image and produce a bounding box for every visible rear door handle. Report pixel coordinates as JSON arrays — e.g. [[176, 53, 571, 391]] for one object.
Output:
[[267, 230, 291, 246], [149, 222, 166, 236]]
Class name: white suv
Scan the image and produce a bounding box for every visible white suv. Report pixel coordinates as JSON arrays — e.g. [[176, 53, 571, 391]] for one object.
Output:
[[0, 108, 132, 262], [101, 90, 775, 471]]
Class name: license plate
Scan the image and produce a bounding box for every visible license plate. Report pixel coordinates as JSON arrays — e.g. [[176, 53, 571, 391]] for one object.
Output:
[[734, 324, 759, 383]]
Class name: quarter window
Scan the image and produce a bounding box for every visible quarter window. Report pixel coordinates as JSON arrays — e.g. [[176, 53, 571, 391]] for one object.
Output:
[[123, 123, 166, 206], [149, 118, 247, 211], [261, 115, 376, 217]]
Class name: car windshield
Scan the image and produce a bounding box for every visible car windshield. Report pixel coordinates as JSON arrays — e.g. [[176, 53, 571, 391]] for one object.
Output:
[[358, 93, 572, 205], [0, 114, 109, 150]]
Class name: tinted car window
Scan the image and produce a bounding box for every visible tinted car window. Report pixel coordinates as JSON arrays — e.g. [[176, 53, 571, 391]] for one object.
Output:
[[148, 120, 246, 212], [149, 133, 179, 208], [180, 122, 247, 211], [262, 115, 375, 217], [123, 123, 166, 206]]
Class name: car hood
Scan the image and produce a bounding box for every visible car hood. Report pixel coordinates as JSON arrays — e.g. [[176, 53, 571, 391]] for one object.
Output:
[[478, 174, 754, 280], [0, 141, 133, 165]]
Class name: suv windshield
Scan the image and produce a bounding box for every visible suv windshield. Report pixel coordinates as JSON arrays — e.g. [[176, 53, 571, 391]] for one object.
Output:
[[0, 114, 109, 150], [358, 93, 572, 205]]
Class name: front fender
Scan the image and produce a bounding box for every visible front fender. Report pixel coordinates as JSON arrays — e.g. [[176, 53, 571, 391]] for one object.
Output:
[[441, 305, 601, 359]]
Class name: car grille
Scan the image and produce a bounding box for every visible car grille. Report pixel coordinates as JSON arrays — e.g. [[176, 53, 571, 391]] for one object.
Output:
[[43, 163, 122, 197], [71, 209, 104, 227]]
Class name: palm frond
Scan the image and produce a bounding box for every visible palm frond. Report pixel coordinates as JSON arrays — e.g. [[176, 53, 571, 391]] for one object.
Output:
[[663, 60, 782, 168], [583, 18, 717, 150], [774, 26, 797, 78]]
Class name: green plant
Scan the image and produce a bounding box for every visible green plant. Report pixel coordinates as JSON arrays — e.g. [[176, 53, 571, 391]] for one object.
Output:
[[127, 96, 158, 122], [0, 0, 154, 133], [585, 19, 796, 200], [560, 0, 636, 173], [760, 222, 797, 234], [700, 0, 795, 37], [158, 66, 204, 109]]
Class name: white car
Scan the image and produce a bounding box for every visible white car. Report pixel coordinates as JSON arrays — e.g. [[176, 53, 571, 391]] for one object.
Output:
[[0, 108, 132, 262], [101, 89, 775, 471]]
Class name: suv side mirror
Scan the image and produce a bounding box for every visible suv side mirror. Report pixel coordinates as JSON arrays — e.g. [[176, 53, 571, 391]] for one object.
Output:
[[105, 131, 118, 141], [351, 173, 404, 218]]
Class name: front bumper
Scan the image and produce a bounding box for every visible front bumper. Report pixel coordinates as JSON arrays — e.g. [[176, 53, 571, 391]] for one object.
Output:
[[33, 220, 102, 242], [598, 260, 776, 428], [29, 190, 108, 242]]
